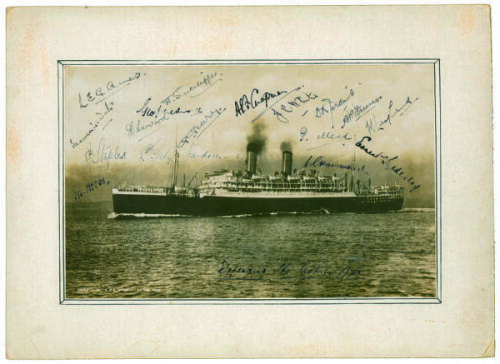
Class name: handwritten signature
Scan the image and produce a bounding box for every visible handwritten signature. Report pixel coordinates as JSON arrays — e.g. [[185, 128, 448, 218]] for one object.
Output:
[[341, 96, 383, 129], [355, 136, 421, 192], [177, 107, 227, 149], [187, 150, 222, 160], [234, 88, 287, 117], [365, 96, 419, 136], [315, 87, 356, 128], [69, 101, 114, 149], [73, 177, 111, 202], [216, 259, 363, 281], [78, 72, 145, 108], [270, 88, 318, 123], [84, 139, 127, 167], [304, 155, 365, 171], [160, 71, 223, 106], [137, 97, 203, 119], [247, 85, 304, 123], [138, 143, 171, 162]]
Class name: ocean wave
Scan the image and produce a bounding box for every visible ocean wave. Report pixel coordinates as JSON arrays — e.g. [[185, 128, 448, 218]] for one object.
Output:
[[221, 211, 330, 218], [398, 208, 435, 213]]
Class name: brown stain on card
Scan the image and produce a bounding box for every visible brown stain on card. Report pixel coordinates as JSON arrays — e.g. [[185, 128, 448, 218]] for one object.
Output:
[[481, 339, 495, 357], [203, 37, 233, 53], [21, 25, 36, 69], [7, 126, 21, 173], [5, 7, 23, 30], [18, 19, 42, 80], [197, 14, 237, 53], [207, 14, 239, 28], [40, 46, 50, 89], [457, 7, 476, 36], [6, 7, 15, 26]]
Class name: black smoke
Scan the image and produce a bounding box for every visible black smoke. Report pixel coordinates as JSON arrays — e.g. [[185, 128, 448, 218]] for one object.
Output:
[[280, 141, 293, 153], [247, 122, 267, 154]]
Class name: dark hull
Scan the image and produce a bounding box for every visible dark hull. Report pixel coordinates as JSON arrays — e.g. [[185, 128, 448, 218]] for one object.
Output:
[[112, 193, 404, 216]]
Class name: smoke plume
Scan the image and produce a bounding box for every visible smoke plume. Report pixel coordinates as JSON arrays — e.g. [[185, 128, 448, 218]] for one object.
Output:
[[280, 140, 293, 153], [247, 122, 267, 154]]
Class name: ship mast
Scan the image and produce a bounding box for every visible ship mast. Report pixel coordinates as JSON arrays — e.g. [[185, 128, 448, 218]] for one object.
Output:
[[172, 148, 179, 188], [352, 152, 356, 192], [171, 127, 179, 190]]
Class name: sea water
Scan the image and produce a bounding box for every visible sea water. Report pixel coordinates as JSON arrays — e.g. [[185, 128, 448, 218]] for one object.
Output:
[[65, 202, 436, 299]]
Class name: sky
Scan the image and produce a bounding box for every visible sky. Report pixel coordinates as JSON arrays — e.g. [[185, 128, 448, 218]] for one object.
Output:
[[64, 62, 437, 204]]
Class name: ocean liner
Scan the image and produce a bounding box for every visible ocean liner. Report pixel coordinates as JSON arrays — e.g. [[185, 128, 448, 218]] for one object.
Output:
[[112, 142, 404, 217]]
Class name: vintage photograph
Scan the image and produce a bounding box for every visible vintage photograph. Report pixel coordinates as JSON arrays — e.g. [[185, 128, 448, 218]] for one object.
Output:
[[7, 4, 494, 358], [61, 60, 439, 301]]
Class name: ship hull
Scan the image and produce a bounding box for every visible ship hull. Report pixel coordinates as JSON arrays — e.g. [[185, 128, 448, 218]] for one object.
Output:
[[112, 193, 404, 216]]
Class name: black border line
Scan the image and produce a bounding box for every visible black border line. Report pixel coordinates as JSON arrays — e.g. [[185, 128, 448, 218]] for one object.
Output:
[[57, 58, 441, 63], [58, 59, 442, 305], [433, 60, 439, 301], [58, 62, 62, 303], [438, 59, 443, 301]]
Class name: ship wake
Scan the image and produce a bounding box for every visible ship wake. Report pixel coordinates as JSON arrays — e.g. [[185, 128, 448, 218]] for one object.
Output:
[[107, 212, 193, 219], [221, 210, 333, 218]]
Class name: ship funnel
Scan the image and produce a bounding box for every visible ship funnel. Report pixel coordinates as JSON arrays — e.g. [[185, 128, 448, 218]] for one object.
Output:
[[246, 150, 257, 175], [282, 151, 293, 176]]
